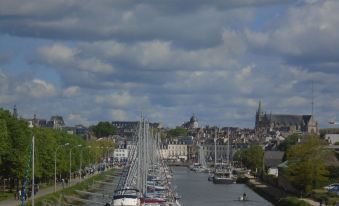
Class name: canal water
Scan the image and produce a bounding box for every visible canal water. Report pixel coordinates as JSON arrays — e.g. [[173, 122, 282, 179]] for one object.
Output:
[[82, 167, 273, 206], [172, 167, 273, 206]]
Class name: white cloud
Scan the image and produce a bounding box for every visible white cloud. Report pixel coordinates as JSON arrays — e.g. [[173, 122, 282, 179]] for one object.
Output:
[[15, 79, 56, 98], [110, 109, 127, 121], [63, 86, 80, 97], [37, 44, 76, 64], [67, 113, 89, 126], [138, 41, 171, 66], [221, 30, 247, 55], [280, 96, 308, 107], [0, 94, 17, 104], [231, 97, 258, 108], [246, 1, 339, 64], [78, 58, 113, 73], [235, 65, 254, 94], [36, 43, 114, 74], [1, 1, 339, 128], [76, 35, 243, 73], [95, 91, 149, 108]]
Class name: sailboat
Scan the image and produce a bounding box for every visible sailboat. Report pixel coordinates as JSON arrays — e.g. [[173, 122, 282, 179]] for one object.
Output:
[[189, 143, 209, 173], [212, 130, 235, 184], [112, 117, 181, 206]]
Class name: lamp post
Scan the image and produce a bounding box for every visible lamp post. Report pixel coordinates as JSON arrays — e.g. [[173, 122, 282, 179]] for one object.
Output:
[[54, 143, 69, 192], [69, 144, 82, 186]]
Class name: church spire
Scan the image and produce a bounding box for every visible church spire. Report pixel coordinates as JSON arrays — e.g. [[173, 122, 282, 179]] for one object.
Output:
[[257, 100, 262, 114], [13, 105, 18, 118]]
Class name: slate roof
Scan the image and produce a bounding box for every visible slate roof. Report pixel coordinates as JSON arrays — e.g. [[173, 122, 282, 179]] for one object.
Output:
[[264, 151, 285, 168], [269, 114, 312, 126]]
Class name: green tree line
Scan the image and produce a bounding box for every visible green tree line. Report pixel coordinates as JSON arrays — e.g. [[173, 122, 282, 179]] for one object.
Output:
[[234, 134, 335, 194], [233, 145, 264, 174], [285, 135, 330, 193], [0, 109, 113, 190]]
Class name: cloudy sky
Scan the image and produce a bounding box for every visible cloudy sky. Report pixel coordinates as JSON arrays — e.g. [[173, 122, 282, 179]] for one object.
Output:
[[0, 0, 338, 128]]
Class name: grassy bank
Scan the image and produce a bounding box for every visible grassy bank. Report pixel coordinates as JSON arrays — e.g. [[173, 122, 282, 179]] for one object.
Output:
[[246, 179, 312, 206], [25, 169, 116, 206], [311, 188, 339, 205], [277, 197, 311, 206], [0, 192, 12, 201]]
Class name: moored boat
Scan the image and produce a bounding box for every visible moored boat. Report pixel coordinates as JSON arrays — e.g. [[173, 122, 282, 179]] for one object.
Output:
[[212, 163, 234, 184], [113, 188, 141, 206]]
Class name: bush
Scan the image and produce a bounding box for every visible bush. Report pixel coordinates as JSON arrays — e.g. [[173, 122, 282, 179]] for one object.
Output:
[[236, 176, 249, 184], [277, 197, 312, 206]]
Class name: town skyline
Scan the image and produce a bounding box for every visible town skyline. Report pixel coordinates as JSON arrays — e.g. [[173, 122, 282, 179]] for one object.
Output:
[[0, 101, 325, 130], [0, 0, 339, 128]]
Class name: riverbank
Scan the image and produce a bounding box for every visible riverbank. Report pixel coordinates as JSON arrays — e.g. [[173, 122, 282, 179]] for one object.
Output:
[[0, 168, 117, 206], [245, 175, 315, 206], [28, 169, 116, 206]]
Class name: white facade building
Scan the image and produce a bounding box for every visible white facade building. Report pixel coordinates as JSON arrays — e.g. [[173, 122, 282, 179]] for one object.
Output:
[[159, 144, 169, 159], [167, 142, 188, 161], [113, 148, 129, 162], [325, 134, 339, 145]]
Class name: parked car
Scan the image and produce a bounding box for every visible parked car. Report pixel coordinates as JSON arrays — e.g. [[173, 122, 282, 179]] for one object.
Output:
[[324, 183, 339, 191], [328, 185, 339, 195]]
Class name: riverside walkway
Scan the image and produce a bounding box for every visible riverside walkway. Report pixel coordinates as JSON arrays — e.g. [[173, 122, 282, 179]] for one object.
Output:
[[0, 168, 111, 206], [0, 178, 82, 206], [245, 174, 320, 206]]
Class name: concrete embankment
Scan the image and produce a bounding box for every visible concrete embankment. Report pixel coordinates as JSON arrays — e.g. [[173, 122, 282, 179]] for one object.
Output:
[[246, 177, 285, 205], [245, 175, 313, 206]]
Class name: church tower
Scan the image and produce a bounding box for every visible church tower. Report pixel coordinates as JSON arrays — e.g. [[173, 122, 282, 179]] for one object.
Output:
[[13, 105, 18, 118], [255, 100, 263, 129]]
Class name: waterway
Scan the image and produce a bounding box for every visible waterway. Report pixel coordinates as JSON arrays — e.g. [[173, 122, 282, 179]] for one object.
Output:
[[172, 167, 273, 206], [81, 167, 273, 206]]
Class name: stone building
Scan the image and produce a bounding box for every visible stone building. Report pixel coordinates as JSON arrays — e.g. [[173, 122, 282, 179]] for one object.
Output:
[[160, 137, 194, 162], [182, 114, 199, 130], [112, 121, 162, 139], [201, 138, 233, 163], [255, 100, 318, 136]]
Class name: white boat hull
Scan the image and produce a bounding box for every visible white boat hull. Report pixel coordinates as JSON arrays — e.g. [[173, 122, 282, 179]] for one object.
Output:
[[113, 197, 140, 206]]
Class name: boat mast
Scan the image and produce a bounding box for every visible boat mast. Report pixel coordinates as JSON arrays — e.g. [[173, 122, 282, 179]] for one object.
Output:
[[214, 137, 217, 166], [227, 128, 230, 165]]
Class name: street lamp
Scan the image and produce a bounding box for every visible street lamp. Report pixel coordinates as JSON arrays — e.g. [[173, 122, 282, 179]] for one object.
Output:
[[69, 144, 82, 186], [54, 143, 69, 192]]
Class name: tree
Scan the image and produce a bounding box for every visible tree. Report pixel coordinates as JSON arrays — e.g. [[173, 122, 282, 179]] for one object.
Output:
[[285, 135, 329, 193], [278, 133, 301, 151], [0, 119, 10, 166], [0, 108, 90, 189], [167, 127, 188, 138], [233, 145, 264, 173], [33, 128, 57, 182], [92, 122, 116, 138]]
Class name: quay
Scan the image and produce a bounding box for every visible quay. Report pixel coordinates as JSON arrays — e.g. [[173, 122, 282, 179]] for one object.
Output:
[[245, 174, 319, 206]]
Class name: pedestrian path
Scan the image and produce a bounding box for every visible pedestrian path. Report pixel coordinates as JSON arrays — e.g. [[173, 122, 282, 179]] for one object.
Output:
[[0, 175, 93, 206], [301, 198, 323, 206], [244, 174, 320, 206]]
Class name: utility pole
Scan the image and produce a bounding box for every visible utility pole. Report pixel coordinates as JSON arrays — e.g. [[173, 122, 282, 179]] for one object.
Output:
[[312, 81, 314, 116], [31, 136, 35, 206]]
